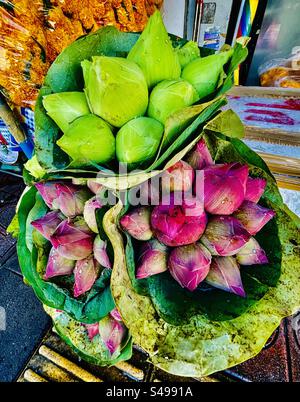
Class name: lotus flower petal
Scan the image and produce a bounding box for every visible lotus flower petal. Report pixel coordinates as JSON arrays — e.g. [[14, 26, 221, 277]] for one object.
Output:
[[98, 315, 127, 356], [50, 218, 94, 260], [136, 239, 168, 279], [201, 216, 251, 256], [35, 182, 60, 209], [236, 237, 269, 265], [161, 160, 194, 193], [120, 206, 153, 241], [195, 163, 248, 215], [206, 256, 246, 297], [31, 211, 64, 240], [44, 247, 75, 279], [110, 308, 122, 322], [73, 256, 100, 298], [87, 180, 104, 195], [168, 243, 211, 291], [186, 138, 214, 170], [55, 183, 91, 217], [151, 193, 207, 247], [245, 177, 267, 203], [85, 323, 99, 341], [93, 235, 112, 269], [234, 201, 276, 235], [83, 196, 103, 233]]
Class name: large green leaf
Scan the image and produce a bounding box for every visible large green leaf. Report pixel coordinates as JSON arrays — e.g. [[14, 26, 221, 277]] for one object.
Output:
[[17, 186, 115, 324], [44, 306, 133, 366], [107, 134, 300, 377]]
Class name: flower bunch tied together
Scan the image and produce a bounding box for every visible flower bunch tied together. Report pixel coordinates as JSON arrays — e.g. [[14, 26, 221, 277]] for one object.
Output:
[[120, 138, 275, 296]]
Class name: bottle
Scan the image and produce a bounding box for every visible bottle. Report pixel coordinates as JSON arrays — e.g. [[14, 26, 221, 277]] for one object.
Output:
[[203, 26, 221, 51]]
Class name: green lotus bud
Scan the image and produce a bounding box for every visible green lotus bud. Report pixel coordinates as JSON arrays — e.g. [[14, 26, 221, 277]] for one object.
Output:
[[176, 41, 200, 69], [127, 10, 181, 88], [57, 114, 115, 167], [82, 56, 148, 127], [116, 117, 163, 166], [148, 79, 199, 124], [182, 49, 233, 99], [42, 92, 90, 133]]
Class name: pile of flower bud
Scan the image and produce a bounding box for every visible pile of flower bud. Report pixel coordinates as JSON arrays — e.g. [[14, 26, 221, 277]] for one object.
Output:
[[120, 138, 276, 297], [31, 180, 127, 356]]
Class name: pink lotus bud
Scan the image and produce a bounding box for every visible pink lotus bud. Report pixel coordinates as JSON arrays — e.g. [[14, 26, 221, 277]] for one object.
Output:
[[50, 218, 94, 260], [110, 308, 122, 322], [55, 183, 91, 217], [201, 216, 251, 256], [186, 138, 214, 170], [73, 256, 100, 298], [35, 182, 60, 209], [136, 239, 168, 279], [98, 315, 127, 356], [120, 206, 153, 241], [236, 237, 268, 265], [31, 211, 64, 240], [245, 177, 267, 203], [85, 323, 99, 341], [234, 201, 276, 235], [161, 160, 194, 193], [83, 196, 103, 233], [206, 257, 246, 297], [87, 180, 104, 195], [168, 243, 211, 291], [196, 163, 248, 215], [44, 247, 75, 279], [151, 193, 207, 247], [93, 235, 112, 269]]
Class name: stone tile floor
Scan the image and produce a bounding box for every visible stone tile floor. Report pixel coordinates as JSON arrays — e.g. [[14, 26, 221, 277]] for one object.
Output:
[[0, 174, 51, 382], [0, 172, 299, 382]]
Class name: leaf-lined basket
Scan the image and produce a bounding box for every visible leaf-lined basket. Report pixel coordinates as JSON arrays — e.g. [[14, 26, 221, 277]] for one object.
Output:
[[33, 27, 248, 191], [105, 126, 300, 377]]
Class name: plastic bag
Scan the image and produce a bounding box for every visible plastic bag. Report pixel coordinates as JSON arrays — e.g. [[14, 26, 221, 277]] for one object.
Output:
[[259, 48, 300, 88], [0, 0, 163, 109]]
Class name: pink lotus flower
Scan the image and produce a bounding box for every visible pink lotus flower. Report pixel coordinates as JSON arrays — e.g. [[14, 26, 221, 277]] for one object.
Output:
[[236, 237, 268, 265], [195, 163, 248, 215], [245, 177, 267, 203], [110, 308, 122, 322], [83, 196, 103, 233], [136, 239, 168, 279], [206, 256, 246, 297], [85, 323, 99, 341], [98, 315, 127, 356], [93, 235, 112, 269], [151, 193, 207, 247], [44, 247, 75, 279], [50, 218, 94, 260], [87, 180, 104, 195], [31, 211, 64, 241], [233, 201, 276, 235], [120, 206, 153, 241], [168, 243, 211, 291], [35, 182, 61, 209], [186, 138, 214, 170], [73, 256, 100, 298], [36, 182, 91, 217], [161, 160, 194, 193], [201, 216, 251, 256], [54, 183, 91, 217]]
